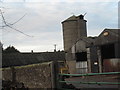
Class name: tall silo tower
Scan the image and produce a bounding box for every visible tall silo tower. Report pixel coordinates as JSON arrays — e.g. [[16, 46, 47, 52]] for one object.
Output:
[[62, 14, 87, 52]]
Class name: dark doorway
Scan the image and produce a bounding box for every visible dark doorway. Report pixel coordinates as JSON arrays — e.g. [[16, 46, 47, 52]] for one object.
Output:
[[101, 44, 115, 60], [75, 52, 87, 62]]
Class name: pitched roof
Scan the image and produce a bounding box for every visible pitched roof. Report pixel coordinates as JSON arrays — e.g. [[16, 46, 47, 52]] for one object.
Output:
[[94, 29, 120, 45], [2, 52, 65, 67], [72, 36, 97, 48], [62, 15, 77, 23], [71, 29, 120, 48], [66, 15, 77, 21], [98, 29, 119, 37]]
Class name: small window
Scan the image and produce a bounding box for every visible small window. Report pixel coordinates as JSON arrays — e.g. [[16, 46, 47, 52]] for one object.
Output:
[[75, 52, 87, 62]]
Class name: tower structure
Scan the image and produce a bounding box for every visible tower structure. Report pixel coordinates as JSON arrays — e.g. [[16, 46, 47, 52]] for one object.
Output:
[[62, 14, 87, 74], [62, 14, 87, 52]]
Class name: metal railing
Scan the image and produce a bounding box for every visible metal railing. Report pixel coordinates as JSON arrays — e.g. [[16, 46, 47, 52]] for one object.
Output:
[[59, 72, 120, 76], [59, 81, 120, 85]]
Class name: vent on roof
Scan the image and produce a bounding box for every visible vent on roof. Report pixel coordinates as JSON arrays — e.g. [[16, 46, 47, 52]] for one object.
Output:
[[79, 15, 84, 19]]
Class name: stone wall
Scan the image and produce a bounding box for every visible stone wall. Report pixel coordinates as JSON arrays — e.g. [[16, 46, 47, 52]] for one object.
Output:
[[66, 60, 76, 74], [2, 62, 53, 89]]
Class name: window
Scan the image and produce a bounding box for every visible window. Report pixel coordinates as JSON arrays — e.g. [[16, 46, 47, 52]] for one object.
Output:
[[75, 52, 87, 62]]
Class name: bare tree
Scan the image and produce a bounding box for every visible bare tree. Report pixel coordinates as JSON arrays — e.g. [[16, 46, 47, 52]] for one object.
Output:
[[0, 8, 33, 37]]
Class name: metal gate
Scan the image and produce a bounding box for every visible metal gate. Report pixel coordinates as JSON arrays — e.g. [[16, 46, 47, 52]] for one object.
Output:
[[57, 72, 120, 90]]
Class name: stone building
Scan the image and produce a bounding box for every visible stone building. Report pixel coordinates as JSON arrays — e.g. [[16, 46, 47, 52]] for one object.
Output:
[[62, 15, 120, 74]]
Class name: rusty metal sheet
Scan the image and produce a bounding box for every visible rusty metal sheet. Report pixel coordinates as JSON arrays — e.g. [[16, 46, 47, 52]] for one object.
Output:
[[103, 59, 120, 72]]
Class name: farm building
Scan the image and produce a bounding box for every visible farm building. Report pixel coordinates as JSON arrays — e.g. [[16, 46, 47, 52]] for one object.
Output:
[[62, 15, 120, 74]]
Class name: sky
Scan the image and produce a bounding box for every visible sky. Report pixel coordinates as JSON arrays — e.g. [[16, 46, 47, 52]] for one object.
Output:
[[0, 0, 119, 52]]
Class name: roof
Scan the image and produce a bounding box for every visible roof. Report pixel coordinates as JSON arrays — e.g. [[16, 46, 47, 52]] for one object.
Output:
[[62, 14, 87, 23], [73, 36, 97, 48], [94, 29, 120, 45], [62, 15, 77, 23], [66, 15, 77, 21], [2, 52, 65, 68], [70, 29, 120, 48]]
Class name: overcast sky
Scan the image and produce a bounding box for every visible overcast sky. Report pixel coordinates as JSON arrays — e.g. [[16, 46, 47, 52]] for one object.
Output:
[[0, 0, 119, 52]]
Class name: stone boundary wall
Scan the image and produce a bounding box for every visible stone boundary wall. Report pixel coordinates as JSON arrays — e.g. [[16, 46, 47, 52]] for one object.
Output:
[[2, 62, 53, 89]]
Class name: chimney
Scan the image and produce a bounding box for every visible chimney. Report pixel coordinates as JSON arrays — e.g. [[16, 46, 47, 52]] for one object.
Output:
[[31, 50, 33, 53]]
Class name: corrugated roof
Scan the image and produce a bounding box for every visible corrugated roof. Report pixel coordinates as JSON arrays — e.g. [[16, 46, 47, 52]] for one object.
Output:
[[2, 52, 65, 67]]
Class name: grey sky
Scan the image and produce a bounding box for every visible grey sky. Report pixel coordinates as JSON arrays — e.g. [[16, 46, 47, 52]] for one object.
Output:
[[0, 0, 119, 52]]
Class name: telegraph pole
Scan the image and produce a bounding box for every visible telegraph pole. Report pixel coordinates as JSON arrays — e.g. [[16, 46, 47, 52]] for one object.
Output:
[[54, 44, 57, 52]]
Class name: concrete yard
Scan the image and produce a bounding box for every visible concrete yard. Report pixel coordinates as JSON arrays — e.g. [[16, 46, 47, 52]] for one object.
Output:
[[65, 74, 120, 89]]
